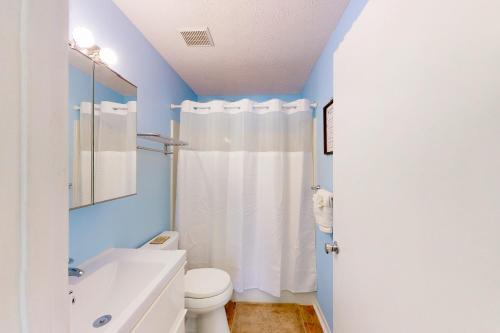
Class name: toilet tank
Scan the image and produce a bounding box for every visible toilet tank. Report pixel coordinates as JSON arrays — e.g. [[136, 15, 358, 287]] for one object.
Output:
[[140, 231, 179, 250]]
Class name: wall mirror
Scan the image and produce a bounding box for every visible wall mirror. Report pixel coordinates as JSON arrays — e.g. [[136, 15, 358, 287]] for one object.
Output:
[[69, 48, 93, 208], [68, 47, 137, 209]]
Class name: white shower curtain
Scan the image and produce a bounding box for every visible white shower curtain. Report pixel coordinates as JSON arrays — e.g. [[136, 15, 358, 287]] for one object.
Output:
[[176, 99, 316, 297], [94, 101, 137, 202], [72, 102, 92, 207]]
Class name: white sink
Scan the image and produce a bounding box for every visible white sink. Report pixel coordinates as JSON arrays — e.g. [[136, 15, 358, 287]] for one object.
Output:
[[69, 248, 186, 333]]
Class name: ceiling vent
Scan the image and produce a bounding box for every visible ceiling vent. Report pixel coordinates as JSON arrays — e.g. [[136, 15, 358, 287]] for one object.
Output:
[[178, 27, 215, 47]]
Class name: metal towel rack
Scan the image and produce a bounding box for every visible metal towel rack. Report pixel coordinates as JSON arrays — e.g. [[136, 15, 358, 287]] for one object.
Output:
[[311, 185, 321, 192], [137, 133, 188, 155]]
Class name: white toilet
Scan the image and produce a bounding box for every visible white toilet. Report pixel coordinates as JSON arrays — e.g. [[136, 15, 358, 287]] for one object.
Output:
[[142, 231, 233, 333]]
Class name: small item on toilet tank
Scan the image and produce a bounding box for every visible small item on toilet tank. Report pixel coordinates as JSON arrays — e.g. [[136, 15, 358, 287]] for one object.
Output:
[[141, 231, 179, 250], [149, 235, 170, 245]]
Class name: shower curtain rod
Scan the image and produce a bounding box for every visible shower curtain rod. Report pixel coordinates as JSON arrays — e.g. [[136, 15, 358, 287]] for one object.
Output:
[[170, 101, 318, 110], [73, 105, 128, 111]]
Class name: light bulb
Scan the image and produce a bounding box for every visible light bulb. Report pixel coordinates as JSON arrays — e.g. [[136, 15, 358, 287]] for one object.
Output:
[[99, 48, 117, 65], [72, 26, 95, 48]]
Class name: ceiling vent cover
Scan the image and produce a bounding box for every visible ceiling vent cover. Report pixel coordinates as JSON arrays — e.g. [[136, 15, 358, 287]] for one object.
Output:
[[178, 27, 214, 47]]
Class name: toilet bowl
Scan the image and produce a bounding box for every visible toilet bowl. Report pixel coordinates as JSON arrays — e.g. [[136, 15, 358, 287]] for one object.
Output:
[[141, 231, 233, 333], [185, 268, 232, 333]]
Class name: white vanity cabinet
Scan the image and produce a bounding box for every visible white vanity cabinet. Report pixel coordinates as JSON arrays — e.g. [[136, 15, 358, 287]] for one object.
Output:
[[133, 264, 186, 333]]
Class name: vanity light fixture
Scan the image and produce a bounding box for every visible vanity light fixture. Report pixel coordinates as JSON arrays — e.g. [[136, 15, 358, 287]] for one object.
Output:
[[70, 27, 118, 66], [72, 26, 95, 49], [99, 48, 118, 65]]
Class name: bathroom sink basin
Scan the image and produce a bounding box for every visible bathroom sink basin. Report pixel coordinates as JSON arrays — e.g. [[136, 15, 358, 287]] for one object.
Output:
[[69, 248, 186, 333]]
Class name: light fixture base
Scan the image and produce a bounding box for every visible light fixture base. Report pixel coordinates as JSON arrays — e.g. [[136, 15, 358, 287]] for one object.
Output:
[[69, 42, 113, 66]]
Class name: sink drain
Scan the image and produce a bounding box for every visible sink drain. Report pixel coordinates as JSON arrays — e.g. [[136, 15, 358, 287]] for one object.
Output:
[[93, 314, 112, 328]]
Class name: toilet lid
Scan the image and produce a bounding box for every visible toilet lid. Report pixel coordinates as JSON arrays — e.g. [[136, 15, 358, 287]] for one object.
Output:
[[185, 268, 232, 299]]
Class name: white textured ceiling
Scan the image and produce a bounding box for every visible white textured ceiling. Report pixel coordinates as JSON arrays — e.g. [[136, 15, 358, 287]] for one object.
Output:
[[112, 0, 349, 96]]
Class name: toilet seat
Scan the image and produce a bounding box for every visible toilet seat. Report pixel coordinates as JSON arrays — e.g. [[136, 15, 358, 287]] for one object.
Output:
[[185, 268, 232, 298], [185, 268, 233, 315], [185, 283, 233, 314]]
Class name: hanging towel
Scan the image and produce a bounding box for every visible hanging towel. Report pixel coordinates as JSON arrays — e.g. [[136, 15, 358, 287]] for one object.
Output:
[[313, 189, 333, 233]]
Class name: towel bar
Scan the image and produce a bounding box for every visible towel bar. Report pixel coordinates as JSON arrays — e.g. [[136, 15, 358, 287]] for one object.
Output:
[[137, 145, 173, 155]]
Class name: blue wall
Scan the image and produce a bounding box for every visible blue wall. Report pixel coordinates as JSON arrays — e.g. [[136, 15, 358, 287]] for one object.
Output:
[[69, 0, 196, 265], [198, 93, 302, 103], [301, 0, 368, 330]]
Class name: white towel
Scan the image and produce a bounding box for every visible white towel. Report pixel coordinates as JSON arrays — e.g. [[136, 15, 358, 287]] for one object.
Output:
[[313, 189, 333, 233]]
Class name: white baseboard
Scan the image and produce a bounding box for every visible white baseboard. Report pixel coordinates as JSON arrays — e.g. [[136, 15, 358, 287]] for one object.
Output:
[[312, 299, 331, 333], [232, 289, 316, 305]]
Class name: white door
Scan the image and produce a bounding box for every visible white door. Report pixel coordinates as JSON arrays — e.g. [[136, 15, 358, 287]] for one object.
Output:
[[332, 1, 500, 332]]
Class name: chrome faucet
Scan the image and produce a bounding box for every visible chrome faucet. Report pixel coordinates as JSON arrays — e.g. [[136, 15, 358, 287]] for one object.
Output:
[[68, 258, 84, 277]]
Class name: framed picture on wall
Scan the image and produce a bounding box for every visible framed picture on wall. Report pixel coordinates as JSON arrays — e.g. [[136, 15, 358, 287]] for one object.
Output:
[[323, 98, 334, 155]]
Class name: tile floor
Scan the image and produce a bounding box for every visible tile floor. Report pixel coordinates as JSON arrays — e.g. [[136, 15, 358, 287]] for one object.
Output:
[[225, 301, 323, 333]]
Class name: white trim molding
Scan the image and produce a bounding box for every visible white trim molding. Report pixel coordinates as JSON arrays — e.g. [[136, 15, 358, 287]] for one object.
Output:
[[1, 0, 69, 331], [312, 299, 331, 333]]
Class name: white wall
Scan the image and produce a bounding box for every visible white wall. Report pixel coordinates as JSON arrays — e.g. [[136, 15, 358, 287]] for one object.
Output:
[[333, 0, 500, 332], [1, 2, 22, 330], [1, 0, 69, 331]]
